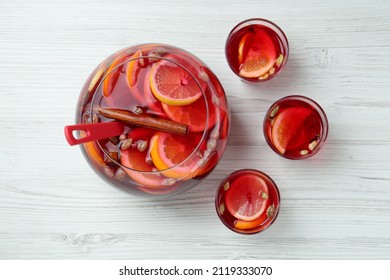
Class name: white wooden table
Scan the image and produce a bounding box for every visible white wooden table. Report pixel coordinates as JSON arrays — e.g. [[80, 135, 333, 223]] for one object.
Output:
[[1, 0, 389, 259]]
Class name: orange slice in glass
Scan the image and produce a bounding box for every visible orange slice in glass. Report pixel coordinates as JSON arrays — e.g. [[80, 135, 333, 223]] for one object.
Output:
[[150, 132, 201, 179], [103, 56, 127, 97], [225, 174, 269, 221], [234, 199, 271, 230], [150, 60, 203, 106], [120, 128, 163, 188], [238, 32, 255, 65], [162, 90, 215, 133], [271, 107, 312, 154], [239, 30, 277, 78], [81, 138, 104, 166], [127, 50, 148, 87]]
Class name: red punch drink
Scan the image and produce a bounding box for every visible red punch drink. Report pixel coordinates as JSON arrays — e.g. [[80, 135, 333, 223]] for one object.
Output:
[[264, 95, 328, 159], [225, 18, 289, 82], [73, 44, 230, 197], [215, 169, 280, 234]]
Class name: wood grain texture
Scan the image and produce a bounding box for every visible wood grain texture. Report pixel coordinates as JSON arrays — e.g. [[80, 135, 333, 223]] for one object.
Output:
[[1, 0, 390, 259]]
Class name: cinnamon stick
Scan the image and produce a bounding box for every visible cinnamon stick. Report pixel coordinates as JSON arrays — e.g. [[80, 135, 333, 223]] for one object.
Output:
[[97, 107, 188, 136]]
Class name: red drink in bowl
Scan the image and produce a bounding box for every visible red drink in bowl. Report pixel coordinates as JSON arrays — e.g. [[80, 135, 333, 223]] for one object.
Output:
[[215, 169, 280, 234], [73, 44, 230, 197], [264, 95, 328, 159], [225, 18, 289, 82]]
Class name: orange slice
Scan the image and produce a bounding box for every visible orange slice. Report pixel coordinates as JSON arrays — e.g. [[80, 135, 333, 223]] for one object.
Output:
[[239, 30, 277, 78], [127, 50, 148, 87], [225, 174, 269, 221], [235, 214, 267, 230], [88, 65, 105, 94], [150, 132, 201, 179], [81, 138, 104, 166], [271, 107, 312, 154], [120, 128, 163, 188], [162, 90, 215, 133], [150, 59, 203, 106], [103, 56, 126, 97], [121, 148, 163, 188], [234, 199, 271, 230], [238, 32, 255, 65]]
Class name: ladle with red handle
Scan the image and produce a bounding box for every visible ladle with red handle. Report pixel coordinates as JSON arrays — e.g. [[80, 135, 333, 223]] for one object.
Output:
[[64, 122, 124, 146]]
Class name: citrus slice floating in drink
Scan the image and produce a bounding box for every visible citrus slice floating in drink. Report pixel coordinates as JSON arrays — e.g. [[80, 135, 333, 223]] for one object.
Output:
[[103, 55, 127, 97], [120, 128, 163, 188], [234, 200, 270, 230], [125, 55, 166, 117], [150, 132, 201, 179], [121, 149, 163, 188], [239, 29, 277, 78], [88, 64, 106, 94], [238, 32, 255, 65], [150, 59, 203, 106], [162, 90, 215, 133], [127, 50, 148, 87], [271, 107, 312, 154], [225, 174, 269, 221], [82, 139, 104, 166]]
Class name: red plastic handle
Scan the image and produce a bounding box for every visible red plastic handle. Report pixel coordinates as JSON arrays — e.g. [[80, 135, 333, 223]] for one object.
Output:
[[64, 122, 124, 146]]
